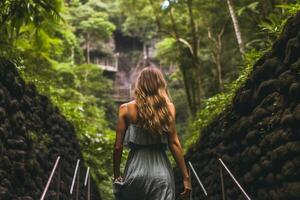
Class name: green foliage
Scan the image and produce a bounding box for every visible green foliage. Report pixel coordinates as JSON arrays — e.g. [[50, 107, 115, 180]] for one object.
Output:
[[184, 93, 229, 149], [69, 6, 115, 40], [120, 1, 157, 43], [237, 2, 259, 16], [277, 0, 300, 15], [0, 0, 62, 37], [166, 68, 190, 140], [67, 0, 116, 61], [1, 1, 119, 199], [184, 0, 300, 149], [259, 12, 285, 36], [0, 0, 63, 59], [255, 0, 300, 48], [184, 48, 263, 149], [155, 38, 178, 65]]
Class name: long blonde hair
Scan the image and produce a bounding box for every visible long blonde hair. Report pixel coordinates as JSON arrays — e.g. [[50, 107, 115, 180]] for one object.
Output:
[[134, 67, 174, 135]]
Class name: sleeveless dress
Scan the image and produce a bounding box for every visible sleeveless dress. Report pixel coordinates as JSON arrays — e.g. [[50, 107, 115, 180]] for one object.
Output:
[[113, 104, 175, 200]]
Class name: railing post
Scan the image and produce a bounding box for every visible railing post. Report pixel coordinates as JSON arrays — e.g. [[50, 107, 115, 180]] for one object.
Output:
[[84, 167, 91, 200], [218, 158, 251, 200], [88, 174, 91, 200], [187, 161, 208, 196], [76, 166, 80, 200], [56, 161, 61, 200], [70, 159, 80, 199], [219, 164, 226, 200], [40, 156, 61, 200], [188, 166, 193, 200]]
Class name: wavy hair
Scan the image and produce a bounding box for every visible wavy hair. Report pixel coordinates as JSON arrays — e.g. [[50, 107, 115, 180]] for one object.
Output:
[[134, 67, 174, 135]]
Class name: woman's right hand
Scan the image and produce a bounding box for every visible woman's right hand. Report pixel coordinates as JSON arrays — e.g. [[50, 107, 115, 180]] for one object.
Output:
[[114, 175, 123, 182], [180, 177, 192, 198]]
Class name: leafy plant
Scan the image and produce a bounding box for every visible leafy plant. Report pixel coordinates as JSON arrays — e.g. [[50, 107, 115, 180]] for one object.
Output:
[[257, 0, 300, 46], [258, 12, 286, 37], [277, 0, 300, 16]]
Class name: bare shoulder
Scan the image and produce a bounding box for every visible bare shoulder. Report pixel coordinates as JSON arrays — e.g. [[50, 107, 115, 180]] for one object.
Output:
[[120, 100, 135, 107], [126, 100, 136, 106], [167, 102, 175, 110], [119, 100, 136, 115], [167, 102, 175, 117], [118, 103, 129, 117], [123, 100, 136, 109], [119, 103, 127, 109]]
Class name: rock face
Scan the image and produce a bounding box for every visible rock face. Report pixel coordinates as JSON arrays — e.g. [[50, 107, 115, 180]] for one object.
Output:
[[175, 12, 300, 200], [0, 60, 102, 199]]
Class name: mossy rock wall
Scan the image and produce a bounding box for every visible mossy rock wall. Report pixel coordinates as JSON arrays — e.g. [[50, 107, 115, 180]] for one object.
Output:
[[175, 12, 300, 200], [0, 60, 102, 200]]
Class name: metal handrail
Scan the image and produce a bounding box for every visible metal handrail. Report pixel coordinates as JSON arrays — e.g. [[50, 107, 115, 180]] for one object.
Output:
[[84, 167, 91, 200], [84, 167, 90, 186], [70, 159, 80, 200], [40, 156, 61, 200], [218, 158, 251, 200], [188, 161, 208, 196], [40, 157, 93, 200], [220, 165, 226, 200]]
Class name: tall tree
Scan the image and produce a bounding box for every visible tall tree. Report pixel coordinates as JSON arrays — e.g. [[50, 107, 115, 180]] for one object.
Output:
[[68, 1, 115, 63], [226, 0, 245, 56], [148, 0, 204, 115]]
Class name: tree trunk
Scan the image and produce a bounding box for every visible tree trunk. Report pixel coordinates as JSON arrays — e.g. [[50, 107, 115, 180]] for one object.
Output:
[[185, 0, 203, 113], [178, 54, 203, 115], [167, 0, 203, 115], [226, 0, 245, 56], [186, 0, 198, 56], [86, 32, 90, 64], [216, 59, 223, 91], [207, 21, 226, 92]]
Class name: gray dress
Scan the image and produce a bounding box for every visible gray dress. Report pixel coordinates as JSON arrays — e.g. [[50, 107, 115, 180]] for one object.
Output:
[[113, 106, 175, 200]]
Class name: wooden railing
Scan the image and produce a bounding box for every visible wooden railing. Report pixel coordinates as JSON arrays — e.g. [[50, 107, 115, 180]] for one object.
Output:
[[92, 57, 118, 72]]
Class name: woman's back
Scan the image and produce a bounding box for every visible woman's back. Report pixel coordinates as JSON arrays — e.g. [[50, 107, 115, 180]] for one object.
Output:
[[123, 101, 170, 149], [125, 101, 174, 125]]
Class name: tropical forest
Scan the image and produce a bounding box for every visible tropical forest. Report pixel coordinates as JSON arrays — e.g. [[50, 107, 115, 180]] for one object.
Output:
[[0, 0, 300, 199]]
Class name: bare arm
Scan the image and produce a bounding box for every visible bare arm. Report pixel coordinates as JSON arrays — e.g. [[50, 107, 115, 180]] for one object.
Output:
[[167, 103, 191, 193], [113, 104, 128, 179]]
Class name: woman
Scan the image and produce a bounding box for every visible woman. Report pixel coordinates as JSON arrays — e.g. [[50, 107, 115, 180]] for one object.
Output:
[[113, 67, 191, 200]]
